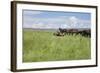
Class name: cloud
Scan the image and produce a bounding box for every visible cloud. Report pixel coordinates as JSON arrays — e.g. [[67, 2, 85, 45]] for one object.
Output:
[[32, 23, 46, 28], [23, 15, 91, 29], [68, 16, 78, 25], [32, 23, 60, 29], [64, 16, 91, 28]]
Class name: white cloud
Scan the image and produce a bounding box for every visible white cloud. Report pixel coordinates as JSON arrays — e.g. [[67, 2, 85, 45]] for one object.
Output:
[[68, 16, 78, 25], [23, 15, 91, 29], [32, 23, 45, 28], [32, 23, 59, 29], [64, 16, 91, 28]]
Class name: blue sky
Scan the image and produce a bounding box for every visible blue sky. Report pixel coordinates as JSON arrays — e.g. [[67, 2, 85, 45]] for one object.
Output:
[[23, 10, 91, 29]]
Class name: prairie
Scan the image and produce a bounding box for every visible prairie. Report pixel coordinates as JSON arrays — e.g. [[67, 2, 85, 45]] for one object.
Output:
[[23, 29, 91, 62]]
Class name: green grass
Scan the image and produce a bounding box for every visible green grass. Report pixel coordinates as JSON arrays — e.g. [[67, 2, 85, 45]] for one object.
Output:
[[23, 30, 91, 62]]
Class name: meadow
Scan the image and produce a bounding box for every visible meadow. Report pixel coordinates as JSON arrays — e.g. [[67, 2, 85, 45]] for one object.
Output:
[[23, 29, 91, 62]]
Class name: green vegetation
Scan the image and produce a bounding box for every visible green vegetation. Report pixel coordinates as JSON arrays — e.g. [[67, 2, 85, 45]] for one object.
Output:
[[23, 29, 91, 62]]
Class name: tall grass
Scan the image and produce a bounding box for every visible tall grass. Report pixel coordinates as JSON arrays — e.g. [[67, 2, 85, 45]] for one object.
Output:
[[23, 30, 91, 62]]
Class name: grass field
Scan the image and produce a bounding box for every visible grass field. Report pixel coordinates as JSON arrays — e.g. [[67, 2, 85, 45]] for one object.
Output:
[[23, 29, 91, 62]]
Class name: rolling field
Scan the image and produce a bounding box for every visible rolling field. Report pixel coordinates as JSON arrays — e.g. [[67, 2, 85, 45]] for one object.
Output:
[[23, 29, 91, 62]]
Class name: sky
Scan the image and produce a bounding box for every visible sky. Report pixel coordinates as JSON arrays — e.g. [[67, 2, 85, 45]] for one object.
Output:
[[23, 10, 91, 29]]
